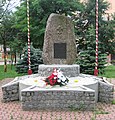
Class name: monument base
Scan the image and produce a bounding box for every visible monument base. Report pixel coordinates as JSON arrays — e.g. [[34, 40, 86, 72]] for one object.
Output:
[[21, 86, 95, 111], [2, 73, 114, 110], [38, 64, 80, 77]]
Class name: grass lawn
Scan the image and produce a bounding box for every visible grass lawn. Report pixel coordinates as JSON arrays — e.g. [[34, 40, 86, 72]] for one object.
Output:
[[0, 65, 26, 80], [0, 64, 115, 81], [99, 65, 115, 78]]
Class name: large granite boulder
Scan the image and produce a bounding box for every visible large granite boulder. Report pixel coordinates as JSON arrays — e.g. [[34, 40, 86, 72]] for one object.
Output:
[[42, 13, 76, 65]]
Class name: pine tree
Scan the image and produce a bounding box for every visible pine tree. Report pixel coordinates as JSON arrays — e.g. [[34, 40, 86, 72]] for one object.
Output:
[[75, 0, 114, 75], [74, 0, 114, 54], [16, 44, 43, 74], [76, 25, 107, 75]]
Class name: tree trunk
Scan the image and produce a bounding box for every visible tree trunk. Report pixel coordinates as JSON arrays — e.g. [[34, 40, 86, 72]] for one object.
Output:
[[20, 53, 21, 59], [14, 52, 16, 65], [10, 54, 13, 70], [3, 38, 7, 72]]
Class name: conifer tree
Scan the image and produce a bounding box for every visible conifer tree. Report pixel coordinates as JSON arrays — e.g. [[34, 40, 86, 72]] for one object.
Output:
[[76, 25, 107, 75], [16, 44, 43, 74], [75, 0, 114, 75]]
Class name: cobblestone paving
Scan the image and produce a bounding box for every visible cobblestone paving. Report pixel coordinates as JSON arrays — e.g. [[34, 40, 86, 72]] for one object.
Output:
[[0, 78, 115, 120]]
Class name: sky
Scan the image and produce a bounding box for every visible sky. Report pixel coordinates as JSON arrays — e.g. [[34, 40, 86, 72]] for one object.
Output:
[[8, 0, 21, 11], [9, 0, 20, 8], [2, 0, 21, 12]]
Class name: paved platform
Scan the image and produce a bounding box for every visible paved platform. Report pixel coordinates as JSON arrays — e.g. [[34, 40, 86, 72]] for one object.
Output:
[[0, 78, 115, 120]]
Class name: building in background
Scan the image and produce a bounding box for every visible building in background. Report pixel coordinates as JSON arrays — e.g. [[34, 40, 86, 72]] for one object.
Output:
[[106, 0, 115, 14], [0, 45, 10, 60]]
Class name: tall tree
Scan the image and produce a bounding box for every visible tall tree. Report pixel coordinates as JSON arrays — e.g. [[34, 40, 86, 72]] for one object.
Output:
[[0, 0, 19, 72], [75, 0, 115, 74], [13, 0, 83, 48], [75, 0, 115, 54], [0, 12, 15, 72]]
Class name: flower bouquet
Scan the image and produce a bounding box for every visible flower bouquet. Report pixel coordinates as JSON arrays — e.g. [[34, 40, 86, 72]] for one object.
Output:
[[45, 68, 69, 86]]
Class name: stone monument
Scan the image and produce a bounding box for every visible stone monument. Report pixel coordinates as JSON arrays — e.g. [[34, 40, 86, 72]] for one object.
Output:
[[1, 13, 114, 111], [42, 13, 76, 65], [39, 13, 79, 77]]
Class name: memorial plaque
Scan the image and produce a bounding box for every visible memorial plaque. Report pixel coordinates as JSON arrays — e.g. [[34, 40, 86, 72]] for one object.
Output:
[[54, 43, 66, 59]]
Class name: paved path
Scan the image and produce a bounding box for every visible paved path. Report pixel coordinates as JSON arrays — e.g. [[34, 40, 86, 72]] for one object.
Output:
[[0, 78, 115, 120]]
